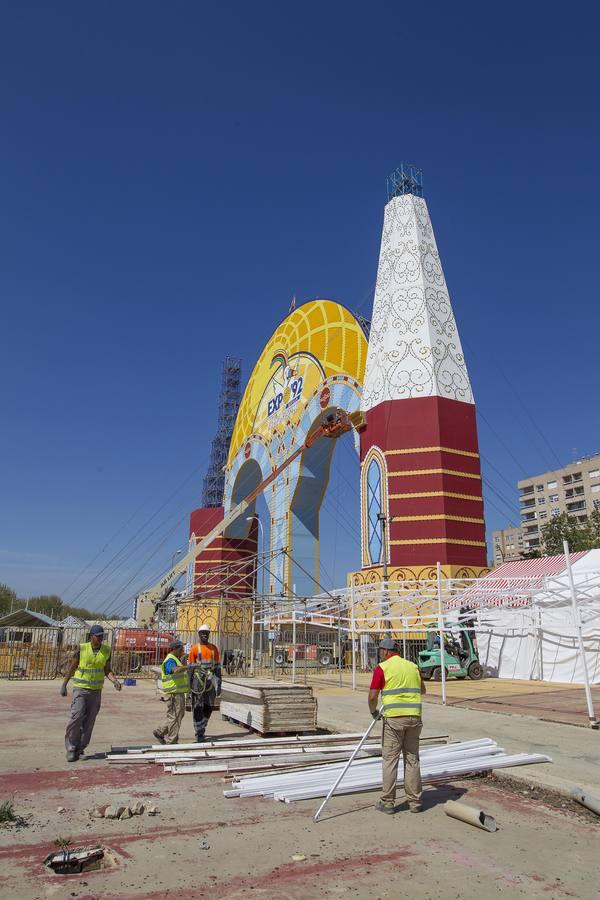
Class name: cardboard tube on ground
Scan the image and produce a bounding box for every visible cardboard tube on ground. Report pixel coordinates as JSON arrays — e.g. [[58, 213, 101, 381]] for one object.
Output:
[[571, 788, 600, 817], [444, 800, 497, 832]]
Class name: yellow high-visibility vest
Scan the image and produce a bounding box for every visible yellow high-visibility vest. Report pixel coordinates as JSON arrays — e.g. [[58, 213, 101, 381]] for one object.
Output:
[[73, 642, 111, 691], [161, 653, 188, 695], [379, 655, 422, 718]]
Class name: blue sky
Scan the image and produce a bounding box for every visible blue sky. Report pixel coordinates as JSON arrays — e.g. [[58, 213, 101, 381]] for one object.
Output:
[[1, 2, 599, 613]]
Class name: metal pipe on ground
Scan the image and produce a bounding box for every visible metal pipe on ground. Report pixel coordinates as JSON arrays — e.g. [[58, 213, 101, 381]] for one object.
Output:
[[571, 787, 600, 817], [444, 800, 497, 832], [224, 742, 552, 803], [313, 715, 380, 822]]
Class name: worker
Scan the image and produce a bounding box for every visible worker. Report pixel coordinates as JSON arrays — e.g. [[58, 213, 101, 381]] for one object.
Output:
[[188, 624, 222, 742], [368, 637, 426, 814], [153, 639, 188, 745], [60, 624, 121, 762]]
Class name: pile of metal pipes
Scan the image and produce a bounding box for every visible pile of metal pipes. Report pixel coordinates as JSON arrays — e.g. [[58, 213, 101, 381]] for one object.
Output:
[[224, 739, 552, 802], [107, 732, 412, 775], [107, 731, 449, 777]]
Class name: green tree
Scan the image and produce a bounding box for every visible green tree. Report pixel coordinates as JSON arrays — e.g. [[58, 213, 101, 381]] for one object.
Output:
[[26, 595, 65, 619], [0, 586, 104, 622], [0, 584, 18, 617], [540, 512, 600, 556], [520, 548, 542, 560]]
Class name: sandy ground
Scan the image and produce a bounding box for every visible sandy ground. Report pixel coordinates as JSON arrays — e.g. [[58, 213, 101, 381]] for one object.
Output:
[[0, 678, 599, 900]]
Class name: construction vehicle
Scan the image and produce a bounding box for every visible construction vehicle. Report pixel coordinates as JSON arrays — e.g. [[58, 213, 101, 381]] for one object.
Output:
[[111, 628, 175, 675], [136, 408, 361, 610], [272, 640, 339, 668], [418, 626, 483, 681]]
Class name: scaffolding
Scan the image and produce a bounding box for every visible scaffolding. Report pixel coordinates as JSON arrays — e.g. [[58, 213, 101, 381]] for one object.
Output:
[[202, 356, 242, 507], [386, 162, 423, 201]]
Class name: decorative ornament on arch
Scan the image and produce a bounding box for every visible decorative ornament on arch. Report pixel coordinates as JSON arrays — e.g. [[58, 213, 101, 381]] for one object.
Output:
[[348, 564, 490, 587]]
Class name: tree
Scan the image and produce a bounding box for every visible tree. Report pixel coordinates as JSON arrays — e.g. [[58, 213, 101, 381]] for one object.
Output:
[[0, 586, 104, 623], [0, 584, 18, 617], [540, 512, 600, 556], [27, 595, 65, 619], [520, 548, 542, 560]]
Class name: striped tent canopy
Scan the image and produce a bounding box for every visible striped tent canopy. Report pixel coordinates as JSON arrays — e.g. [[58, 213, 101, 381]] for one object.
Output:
[[447, 553, 588, 610]]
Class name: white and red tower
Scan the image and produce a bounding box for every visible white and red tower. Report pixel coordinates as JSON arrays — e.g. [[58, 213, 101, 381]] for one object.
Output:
[[358, 166, 487, 581]]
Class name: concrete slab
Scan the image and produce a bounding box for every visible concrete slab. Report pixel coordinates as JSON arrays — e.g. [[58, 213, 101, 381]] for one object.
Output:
[[1, 679, 598, 899]]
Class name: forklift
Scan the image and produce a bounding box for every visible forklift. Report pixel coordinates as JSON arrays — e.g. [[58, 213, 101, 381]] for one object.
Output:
[[418, 621, 483, 681]]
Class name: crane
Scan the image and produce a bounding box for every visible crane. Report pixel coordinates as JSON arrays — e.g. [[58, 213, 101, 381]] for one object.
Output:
[[136, 408, 364, 609]]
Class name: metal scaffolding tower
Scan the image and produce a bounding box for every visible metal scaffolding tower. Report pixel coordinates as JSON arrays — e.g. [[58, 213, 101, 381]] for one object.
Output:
[[202, 356, 242, 508]]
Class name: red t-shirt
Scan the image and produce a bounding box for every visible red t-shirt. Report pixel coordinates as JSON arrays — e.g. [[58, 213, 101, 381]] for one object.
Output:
[[370, 664, 385, 691]]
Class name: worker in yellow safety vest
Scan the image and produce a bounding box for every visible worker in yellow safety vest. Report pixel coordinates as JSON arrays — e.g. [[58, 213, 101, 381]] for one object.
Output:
[[153, 639, 189, 745], [368, 637, 426, 814], [60, 624, 122, 762]]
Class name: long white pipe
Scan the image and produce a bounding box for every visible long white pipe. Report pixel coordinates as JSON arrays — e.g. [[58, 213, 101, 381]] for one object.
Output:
[[313, 716, 381, 822], [226, 744, 542, 799], [225, 740, 502, 798], [109, 742, 384, 765], [563, 540, 598, 727], [277, 754, 551, 803], [230, 752, 546, 802], [123, 732, 383, 753], [350, 581, 356, 691], [437, 561, 447, 706], [227, 739, 497, 789]]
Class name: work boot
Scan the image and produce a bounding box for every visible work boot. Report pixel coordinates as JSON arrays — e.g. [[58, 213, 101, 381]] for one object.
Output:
[[66, 750, 79, 762], [152, 729, 166, 745], [375, 800, 396, 815]]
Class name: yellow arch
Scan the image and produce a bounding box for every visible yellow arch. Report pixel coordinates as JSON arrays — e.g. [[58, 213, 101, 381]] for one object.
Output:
[[228, 299, 368, 465]]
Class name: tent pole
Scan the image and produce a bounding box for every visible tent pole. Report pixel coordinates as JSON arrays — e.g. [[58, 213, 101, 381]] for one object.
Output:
[[350, 582, 356, 691], [437, 562, 447, 706], [563, 540, 598, 728]]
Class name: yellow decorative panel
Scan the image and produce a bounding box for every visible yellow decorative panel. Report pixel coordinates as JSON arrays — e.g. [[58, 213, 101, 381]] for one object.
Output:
[[228, 300, 368, 465]]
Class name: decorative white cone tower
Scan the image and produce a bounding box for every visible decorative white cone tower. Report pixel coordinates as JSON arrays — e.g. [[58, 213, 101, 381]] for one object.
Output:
[[358, 166, 487, 581]]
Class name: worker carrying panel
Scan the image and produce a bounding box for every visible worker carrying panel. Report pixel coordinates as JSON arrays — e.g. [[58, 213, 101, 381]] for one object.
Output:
[[72, 642, 111, 691], [379, 655, 422, 717]]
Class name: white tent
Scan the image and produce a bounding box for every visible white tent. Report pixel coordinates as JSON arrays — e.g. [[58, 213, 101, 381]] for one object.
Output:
[[472, 551, 600, 684]]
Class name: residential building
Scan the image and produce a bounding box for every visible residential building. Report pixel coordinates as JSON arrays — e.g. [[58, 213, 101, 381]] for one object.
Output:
[[518, 453, 600, 552], [492, 526, 525, 565]]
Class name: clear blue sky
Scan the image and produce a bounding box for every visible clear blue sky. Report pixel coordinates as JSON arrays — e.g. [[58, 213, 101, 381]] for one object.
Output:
[[1, 2, 599, 613]]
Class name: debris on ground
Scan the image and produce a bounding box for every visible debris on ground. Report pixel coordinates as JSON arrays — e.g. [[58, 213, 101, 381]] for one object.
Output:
[[44, 844, 104, 875], [444, 799, 497, 832], [89, 801, 151, 820], [90, 806, 107, 819], [104, 805, 126, 820], [484, 773, 600, 824]]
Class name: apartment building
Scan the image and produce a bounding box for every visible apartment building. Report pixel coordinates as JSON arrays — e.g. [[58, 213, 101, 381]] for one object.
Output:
[[518, 453, 600, 552], [492, 525, 525, 565]]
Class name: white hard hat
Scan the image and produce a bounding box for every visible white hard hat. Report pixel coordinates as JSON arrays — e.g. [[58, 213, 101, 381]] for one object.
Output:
[[198, 624, 211, 632]]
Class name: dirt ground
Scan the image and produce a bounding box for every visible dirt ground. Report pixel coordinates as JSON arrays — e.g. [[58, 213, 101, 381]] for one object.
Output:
[[0, 679, 598, 900]]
